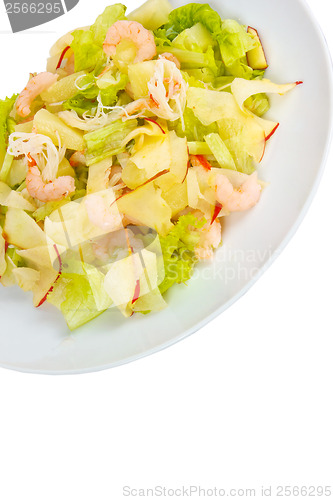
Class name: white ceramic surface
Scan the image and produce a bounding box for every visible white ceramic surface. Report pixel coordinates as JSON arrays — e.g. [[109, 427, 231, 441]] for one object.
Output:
[[0, 0, 332, 374]]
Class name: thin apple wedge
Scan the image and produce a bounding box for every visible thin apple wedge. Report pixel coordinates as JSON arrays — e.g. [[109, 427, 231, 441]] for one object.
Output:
[[247, 27, 268, 70], [116, 182, 173, 236], [231, 78, 302, 140], [4, 208, 46, 249]]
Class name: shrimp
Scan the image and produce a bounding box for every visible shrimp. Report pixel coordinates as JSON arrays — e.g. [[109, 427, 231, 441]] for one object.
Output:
[[69, 151, 86, 168], [103, 20, 156, 63], [159, 53, 181, 69], [85, 194, 123, 231], [187, 210, 222, 260], [195, 219, 222, 260], [215, 172, 262, 212], [16, 72, 58, 118], [26, 163, 75, 203], [92, 228, 144, 262]]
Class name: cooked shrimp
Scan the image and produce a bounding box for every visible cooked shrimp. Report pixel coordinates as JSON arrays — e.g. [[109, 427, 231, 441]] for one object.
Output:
[[92, 228, 144, 262], [103, 20, 156, 63], [190, 155, 212, 170], [16, 72, 58, 118], [215, 172, 262, 212], [159, 53, 181, 69], [69, 151, 86, 168], [195, 219, 222, 260], [85, 194, 123, 231], [26, 163, 75, 202]]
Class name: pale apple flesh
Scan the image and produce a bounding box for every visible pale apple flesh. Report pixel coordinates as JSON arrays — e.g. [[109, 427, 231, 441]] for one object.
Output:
[[247, 26, 268, 70]]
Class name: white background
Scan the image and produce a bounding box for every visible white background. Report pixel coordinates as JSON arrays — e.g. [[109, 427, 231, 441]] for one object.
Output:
[[0, 0, 332, 498]]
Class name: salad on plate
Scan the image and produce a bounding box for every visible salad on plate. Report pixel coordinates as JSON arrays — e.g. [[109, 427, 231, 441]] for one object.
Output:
[[0, 0, 301, 330]]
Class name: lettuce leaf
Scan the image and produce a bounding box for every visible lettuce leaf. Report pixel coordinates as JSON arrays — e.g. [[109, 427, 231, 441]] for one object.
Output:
[[63, 72, 128, 116], [219, 19, 255, 68], [71, 30, 105, 73], [155, 4, 261, 80], [0, 94, 17, 170], [91, 3, 127, 45], [71, 4, 127, 72], [172, 108, 218, 142], [159, 214, 204, 294], [48, 271, 109, 331], [84, 119, 137, 165], [155, 3, 223, 42], [32, 198, 70, 222], [204, 133, 236, 170], [244, 92, 270, 117]]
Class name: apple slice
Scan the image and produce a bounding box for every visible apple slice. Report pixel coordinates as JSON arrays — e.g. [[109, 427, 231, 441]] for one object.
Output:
[[211, 203, 223, 225], [116, 182, 173, 236], [12, 267, 40, 292], [34, 244, 62, 307], [247, 27, 268, 70], [4, 208, 46, 249]]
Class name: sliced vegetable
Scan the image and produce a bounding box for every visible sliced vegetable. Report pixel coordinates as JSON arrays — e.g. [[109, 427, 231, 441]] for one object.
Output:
[[116, 182, 173, 236], [33, 109, 85, 151], [4, 208, 46, 249], [204, 133, 236, 170], [84, 119, 137, 165]]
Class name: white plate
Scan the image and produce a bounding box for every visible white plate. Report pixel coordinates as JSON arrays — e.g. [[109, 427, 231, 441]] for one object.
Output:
[[0, 0, 332, 374]]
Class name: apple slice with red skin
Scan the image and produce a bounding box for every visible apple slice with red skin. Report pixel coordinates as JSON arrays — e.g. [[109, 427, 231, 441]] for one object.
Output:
[[143, 117, 166, 135], [132, 279, 141, 305], [247, 27, 268, 70], [56, 46, 70, 70], [211, 202, 223, 225], [36, 244, 63, 307], [190, 155, 212, 171]]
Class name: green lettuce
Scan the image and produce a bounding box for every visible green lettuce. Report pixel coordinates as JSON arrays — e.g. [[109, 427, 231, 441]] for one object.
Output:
[[155, 3, 223, 42], [204, 132, 236, 170], [48, 260, 113, 331], [71, 4, 127, 72], [63, 72, 128, 116], [32, 199, 70, 222], [172, 108, 218, 142], [49, 272, 104, 331], [91, 3, 127, 45], [219, 19, 255, 68], [155, 3, 261, 79], [159, 214, 204, 294], [244, 92, 270, 117], [0, 94, 17, 170], [84, 119, 137, 165]]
